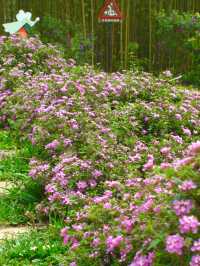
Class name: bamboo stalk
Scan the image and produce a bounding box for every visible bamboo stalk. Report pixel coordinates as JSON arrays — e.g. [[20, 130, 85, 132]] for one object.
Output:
[[81, 0, 87, 40], [120, 0, 124, 69], [125, 0, 130, 69], [91, 0, 94, 66], [192, 0, 196, 11], [149, 0, 152, 71]]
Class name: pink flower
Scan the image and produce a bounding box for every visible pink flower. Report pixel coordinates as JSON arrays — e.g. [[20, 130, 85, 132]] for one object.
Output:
[[171, 135, 183, 144], [69, 119, 79, 129], [71, 238, 80, 250], [60, 227, 70, 245], [103, 225, 110, 233], [172, 200, 193, 216], [175, 114, 182, 120], [76, 83, 85, 95], [129, 251, 154, 266], [187, 141, 200, 156], [166, 234, 185, 255], [153, 205, 161, 213], [77, 181, 87, 190], [191, 239, 200, 252], [160, 162, 171, 169], [89, 251, 99, 258], [129, 154, 141, 162], [29, 168, 37, 178], [63, 138, 72, 147], [92, 169, 103, 178], [63, 235, 70, 245], [62, 195, 71, 205], [179, 180, 197, 191], [60, 83, 68, 92], [104, 202, 112, 209], [179, 216, 200, 234], [121, 218, 134, 233], [182, 127, 192, 136], [107, 162, 114, 168], [45, 140, 59, 150], [69, 262, 77, 266], [143, 155, 154, 171], [106, 235, 123, 252], [120, 241, 132, 261], [105, 181, 121, 189], [92, 238, 100, 247], [60, 227, 68, 237], [89, 179, 97, 188], [160, 147, 171, 155], [72, 224, 84, 231], [139, 199, 154, 213], [100, 127, 110, 134], [190, 255, 200, 266], [174, 157, 194, 168], [163, 70, 172, 77]]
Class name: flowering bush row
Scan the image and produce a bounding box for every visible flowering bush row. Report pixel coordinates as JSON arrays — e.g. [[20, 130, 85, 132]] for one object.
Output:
[[0, 35, 200, 265]]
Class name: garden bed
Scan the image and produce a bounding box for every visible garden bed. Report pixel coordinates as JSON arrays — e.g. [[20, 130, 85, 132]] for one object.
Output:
[[0, 35, 200, 266]]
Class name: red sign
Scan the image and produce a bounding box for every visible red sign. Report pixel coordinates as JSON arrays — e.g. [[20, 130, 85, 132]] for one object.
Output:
[[98, 0, 123, 22]]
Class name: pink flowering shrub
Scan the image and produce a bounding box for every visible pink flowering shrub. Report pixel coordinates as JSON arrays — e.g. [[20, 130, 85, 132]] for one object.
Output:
[[55, 143, 199, 265], [0, 36, 200, 265]]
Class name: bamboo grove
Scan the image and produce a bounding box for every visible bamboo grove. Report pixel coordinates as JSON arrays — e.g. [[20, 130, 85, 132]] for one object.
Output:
[[0, 0, 200, 72]]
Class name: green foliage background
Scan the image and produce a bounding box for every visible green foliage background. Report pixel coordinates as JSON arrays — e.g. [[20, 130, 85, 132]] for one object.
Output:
[[0, 0, 200, 74]]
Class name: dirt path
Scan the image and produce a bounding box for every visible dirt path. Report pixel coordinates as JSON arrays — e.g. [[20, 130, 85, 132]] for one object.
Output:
[[0, 181, 14, 195], [0, 150, 16, 160], [0, 226, 31, 240]]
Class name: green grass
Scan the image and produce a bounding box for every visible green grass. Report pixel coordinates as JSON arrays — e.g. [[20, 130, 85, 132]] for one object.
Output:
[[0, 130, 28, 181], [0, 131, 46, 182], [0, 178, 44, 225], [0, 131, 16, 150], [0, 224, 68, 266], [0, 131, 70, 265], [0, 130, 46, 225], [0, 154, 29, 181]]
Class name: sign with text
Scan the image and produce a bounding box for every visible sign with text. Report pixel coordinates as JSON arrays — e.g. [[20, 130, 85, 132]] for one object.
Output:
[[98, 0, 123, 22]]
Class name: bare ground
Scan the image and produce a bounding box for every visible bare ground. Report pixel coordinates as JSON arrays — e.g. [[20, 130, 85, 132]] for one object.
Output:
[[0, 226, 31, 240], [0, 181, 14, 195]]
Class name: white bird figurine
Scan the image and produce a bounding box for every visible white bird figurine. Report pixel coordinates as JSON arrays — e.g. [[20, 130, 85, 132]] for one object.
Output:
[[3, 10, 40, 38]]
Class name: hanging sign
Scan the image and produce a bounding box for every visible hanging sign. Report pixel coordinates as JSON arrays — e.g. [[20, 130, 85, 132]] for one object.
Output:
[[3, 10, 40, 38], [98, 0, 123, 22]]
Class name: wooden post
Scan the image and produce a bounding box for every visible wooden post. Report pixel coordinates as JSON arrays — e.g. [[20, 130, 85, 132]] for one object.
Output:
[[107, 22, 113, 72]]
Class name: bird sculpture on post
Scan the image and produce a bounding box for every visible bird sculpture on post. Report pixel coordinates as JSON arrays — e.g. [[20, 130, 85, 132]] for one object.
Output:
[[3, 10, 40, 38]]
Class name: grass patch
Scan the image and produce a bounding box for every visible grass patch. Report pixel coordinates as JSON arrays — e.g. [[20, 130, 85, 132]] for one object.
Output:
[[0, 224, 67, 266], [0, 134, 44, 182], [0, 129, 47, 225], [0, 177, 44, 225], [0, 154, 29, 181], [0, 130, 28, 181], [0, 131, 16, 150]]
